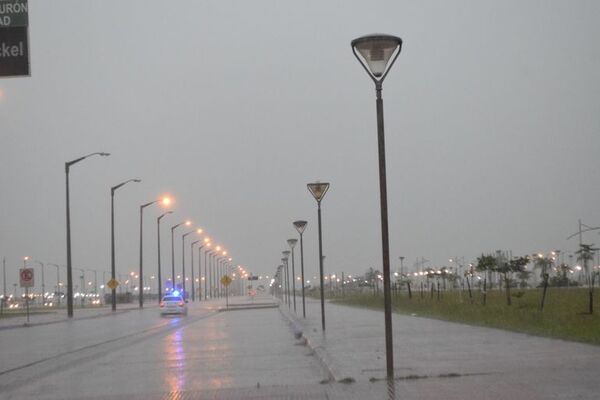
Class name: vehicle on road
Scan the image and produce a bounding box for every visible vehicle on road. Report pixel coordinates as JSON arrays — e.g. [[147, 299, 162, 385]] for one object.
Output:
[[159, 294, 187, 316]]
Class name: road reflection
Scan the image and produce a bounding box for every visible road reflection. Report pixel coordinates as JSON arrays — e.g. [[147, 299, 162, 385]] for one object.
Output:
[[164, 318, 185, 392]]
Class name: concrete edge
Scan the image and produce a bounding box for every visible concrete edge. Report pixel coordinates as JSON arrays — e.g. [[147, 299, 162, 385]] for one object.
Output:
[[277, 304, 347, 383], [217, 304, 278, 312]]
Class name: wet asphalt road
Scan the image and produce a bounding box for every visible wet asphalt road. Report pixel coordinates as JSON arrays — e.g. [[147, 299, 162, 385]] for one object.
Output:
[[0, 297, 340, 399]]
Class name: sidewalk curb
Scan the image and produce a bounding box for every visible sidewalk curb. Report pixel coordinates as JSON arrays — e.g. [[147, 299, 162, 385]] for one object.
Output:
[[217, 303, 278, 312], [278, 305, 348, 383]]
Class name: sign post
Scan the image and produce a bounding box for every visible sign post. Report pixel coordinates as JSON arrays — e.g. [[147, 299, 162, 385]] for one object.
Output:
[[20, 267, 33, 323], [0, 0, 29, 77], [220, 275, 232, 309]]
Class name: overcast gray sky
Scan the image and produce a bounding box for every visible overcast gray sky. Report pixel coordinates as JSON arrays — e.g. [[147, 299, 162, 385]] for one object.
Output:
[[1, 0, 599, 290]]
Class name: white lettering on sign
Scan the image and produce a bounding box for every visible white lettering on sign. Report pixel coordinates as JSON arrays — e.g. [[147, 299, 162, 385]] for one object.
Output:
[[0, 15, 10, 26], [0, 41, 24, 58], [0, 3, 28, 14]]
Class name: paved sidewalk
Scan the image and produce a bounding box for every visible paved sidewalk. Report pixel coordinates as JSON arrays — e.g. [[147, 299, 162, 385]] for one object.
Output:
[[0, 303, 158, 329], [280, 297, 600, 399]]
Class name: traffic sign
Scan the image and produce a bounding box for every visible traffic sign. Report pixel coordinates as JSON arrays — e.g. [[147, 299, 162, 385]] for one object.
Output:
[[19, 268, 34, 287], [0, 0, 29, 77], [106, 279, 119, 290], [220, 275, 232, 287], [0, 0, 29, 27], [247, 276, 259, 281]]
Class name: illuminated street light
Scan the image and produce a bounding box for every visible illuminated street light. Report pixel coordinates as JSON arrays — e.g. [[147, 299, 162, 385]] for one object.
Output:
[[171, 220, 191, 290], [110, 178, 141, 311], [156, 210, 173, 302], [352, 33, 402, 380], [65, 152, 110, 317], [307, 181, 330, 331], [139, 195, 172, 308]]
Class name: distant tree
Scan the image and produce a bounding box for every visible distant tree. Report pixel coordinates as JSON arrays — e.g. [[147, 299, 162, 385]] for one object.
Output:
[[476, 255, 497, 306], [464, 264, 475, 303], [549, 264, 575, 287], [534, 254, 553, 311], [517, 270, 532, 288], [576, 244, 599, 314], [496, 256, 529, 306]]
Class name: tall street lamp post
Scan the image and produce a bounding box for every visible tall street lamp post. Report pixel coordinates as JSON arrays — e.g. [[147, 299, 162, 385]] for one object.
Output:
[[287, 239, 298, 312], [34, 261, 45, 299], [65, 152, 110, 317], [293, 220, 308, 318], [191, 239, 208, 302], [204, 245, 211, 300], [110, 178, 141, 312], [191, 240, 200, 301], [171, 221, 191, 291], [282, 252, 290, 308], [181, 229, 198, 297], [351, 33, 403, 380], [139, 196, 171, 308], [48, 263, 61, 306], [156, 211, 173, 302], [307, 181, 330, 331]]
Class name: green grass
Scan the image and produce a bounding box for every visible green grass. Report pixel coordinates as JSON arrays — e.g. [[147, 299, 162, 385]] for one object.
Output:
[[330, 288, 600, 345]]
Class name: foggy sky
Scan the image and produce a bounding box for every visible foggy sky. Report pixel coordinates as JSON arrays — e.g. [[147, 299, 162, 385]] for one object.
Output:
[[1, 0, 600, 291]]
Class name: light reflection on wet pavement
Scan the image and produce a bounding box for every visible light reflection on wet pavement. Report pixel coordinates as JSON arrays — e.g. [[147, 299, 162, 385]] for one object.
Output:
[[0, 297, 354, 400]]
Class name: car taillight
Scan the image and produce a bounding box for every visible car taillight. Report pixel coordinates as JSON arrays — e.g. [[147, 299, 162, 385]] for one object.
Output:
[[178, 301, 184, 306], [160, 302, 165, 308]]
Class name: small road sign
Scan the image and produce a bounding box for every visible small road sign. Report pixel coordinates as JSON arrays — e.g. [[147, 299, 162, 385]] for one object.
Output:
[[19, 268, 34, 287], [107, 279, 119, 290], [220, 275, 232, 287]]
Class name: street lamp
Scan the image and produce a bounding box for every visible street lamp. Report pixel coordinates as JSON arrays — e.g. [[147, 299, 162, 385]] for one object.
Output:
[[171, 220, 191, 290], [110, 178, 141, 311], [282, 251, 291, 308], [139, 196, 171, 308], [293, 220, 308, 318], [307, 181, 330, 331], [203, 242, 211, 300], [191, 236, 207, 302], [352, 33, 402, 380], [182, 228, 201, 298], [65, 152, 110, 317], [287, 239, 298, 313], [48, 263, 61, 306], [34, 260, 45, 300], [156, 211, 173, 303]]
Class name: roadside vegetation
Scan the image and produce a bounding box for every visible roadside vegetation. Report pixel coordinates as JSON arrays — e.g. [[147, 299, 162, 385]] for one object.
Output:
[[331, 288, 600, 345], [306, 245, 600, 345]]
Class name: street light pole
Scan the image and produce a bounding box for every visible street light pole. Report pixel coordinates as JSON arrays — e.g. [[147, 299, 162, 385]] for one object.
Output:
[[191, 240, 200, 302], [352, 33, 402, 380], [287, 239, 298, 312], [48, 263, 61, 306], [138, 200, 155, 308], [111, 178, 141, 311], [157, 211, 173, 302], [293, 221, 308, 318], [282, 253, 290, 308], [65, 152, 110, 317], [181, 230, 195, 297], [307, 182, 330, 331], [34, 261, 45, 299], [171, 220, 191, 291]]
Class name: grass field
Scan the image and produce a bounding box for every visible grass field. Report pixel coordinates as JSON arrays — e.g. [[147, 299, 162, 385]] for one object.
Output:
[[330, 287, 600, 345]]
